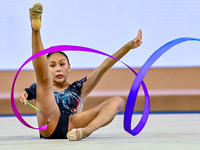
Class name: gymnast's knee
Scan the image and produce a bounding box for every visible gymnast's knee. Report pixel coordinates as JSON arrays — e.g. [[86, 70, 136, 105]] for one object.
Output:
[[112, 96, 125, 111]]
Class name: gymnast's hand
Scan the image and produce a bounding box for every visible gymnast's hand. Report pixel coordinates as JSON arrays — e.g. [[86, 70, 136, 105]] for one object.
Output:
[[17, 90, 28, 105], [127, 29, 143, 49]]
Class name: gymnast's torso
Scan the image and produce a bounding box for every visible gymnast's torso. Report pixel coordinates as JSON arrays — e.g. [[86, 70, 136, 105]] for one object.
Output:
[[25, 76, 87, 114]]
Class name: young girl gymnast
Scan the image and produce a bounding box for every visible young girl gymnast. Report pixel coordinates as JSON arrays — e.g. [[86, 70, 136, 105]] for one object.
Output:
[[17, 3, 143, 141]]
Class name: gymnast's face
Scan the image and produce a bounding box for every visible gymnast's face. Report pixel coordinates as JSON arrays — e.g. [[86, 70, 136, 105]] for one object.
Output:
[[48, 53, 71, 84]]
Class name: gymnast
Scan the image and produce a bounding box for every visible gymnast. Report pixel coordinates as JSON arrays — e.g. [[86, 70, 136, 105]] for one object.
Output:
[[17, 3, 143, 141]]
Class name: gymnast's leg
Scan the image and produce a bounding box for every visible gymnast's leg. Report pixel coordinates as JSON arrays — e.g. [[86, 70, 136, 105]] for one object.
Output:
[[30, 3, 60, 137], [67, 96, 124, 141]]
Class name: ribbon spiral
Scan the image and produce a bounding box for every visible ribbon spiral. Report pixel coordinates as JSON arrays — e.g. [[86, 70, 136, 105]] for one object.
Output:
[[11, 37, 200, 135]]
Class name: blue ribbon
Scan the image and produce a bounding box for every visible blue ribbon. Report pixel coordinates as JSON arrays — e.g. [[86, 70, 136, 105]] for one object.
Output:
[[124, 37, 200, 136]]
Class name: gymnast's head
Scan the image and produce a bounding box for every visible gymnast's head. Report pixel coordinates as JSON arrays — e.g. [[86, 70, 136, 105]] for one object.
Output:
[[47, 52, 71, 82]]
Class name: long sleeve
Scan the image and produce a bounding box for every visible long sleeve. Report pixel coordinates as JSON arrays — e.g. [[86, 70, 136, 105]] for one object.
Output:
[[24, 83, 37, 100]]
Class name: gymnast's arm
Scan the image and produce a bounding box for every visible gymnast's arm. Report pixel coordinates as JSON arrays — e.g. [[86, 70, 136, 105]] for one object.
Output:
[[81, 30, 142, 100]]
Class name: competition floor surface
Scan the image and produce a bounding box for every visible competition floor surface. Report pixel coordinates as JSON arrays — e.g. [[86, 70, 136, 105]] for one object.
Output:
[[0, 113, 200, 150]]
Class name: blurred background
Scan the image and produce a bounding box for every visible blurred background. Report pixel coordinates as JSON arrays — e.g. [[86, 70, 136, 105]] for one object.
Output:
[[0, 0, 200, 115]]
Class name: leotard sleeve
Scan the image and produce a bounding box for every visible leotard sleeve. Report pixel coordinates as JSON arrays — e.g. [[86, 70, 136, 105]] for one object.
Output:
[[25, 83, 37, 100]]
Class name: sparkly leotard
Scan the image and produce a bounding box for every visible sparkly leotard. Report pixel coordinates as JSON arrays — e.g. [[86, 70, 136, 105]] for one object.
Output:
[[25, 77, 87, 139]]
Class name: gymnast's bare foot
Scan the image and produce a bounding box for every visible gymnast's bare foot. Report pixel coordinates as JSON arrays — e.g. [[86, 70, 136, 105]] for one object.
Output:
[[29, 3, 43, 31]]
